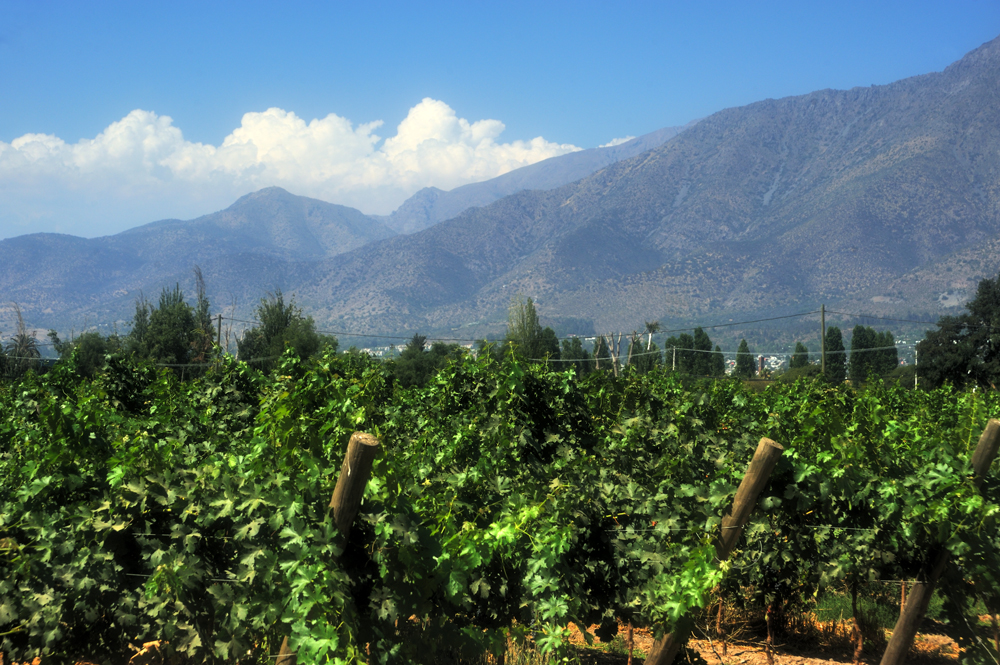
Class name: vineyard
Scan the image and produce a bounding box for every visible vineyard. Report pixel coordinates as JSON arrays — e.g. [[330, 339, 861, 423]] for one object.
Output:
[[0, 348, 998, 664]]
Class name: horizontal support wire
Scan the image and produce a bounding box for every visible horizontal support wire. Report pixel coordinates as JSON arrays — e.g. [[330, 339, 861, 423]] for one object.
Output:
[[4, 307, 949, 352]]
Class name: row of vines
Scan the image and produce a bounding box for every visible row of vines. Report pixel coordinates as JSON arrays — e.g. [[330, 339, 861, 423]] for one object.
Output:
[[0, 348, 998, 663]]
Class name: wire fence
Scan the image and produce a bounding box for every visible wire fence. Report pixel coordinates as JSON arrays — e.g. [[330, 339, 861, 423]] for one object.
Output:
[[0, 306, 954, 370]]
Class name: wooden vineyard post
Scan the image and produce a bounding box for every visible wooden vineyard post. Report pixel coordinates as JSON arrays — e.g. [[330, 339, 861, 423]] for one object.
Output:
[[716, 595, 727, 657], [880, 418, 1000, 665], [627, 621, 634, 665], [644, 437, 785, 665], [329, 432, 381, 538], [277, 432, 381, 665]]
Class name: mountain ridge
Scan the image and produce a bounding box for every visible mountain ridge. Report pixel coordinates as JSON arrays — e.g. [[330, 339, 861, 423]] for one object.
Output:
[[289, 34, 1000, 338], [379, 122, 698, 234], [4, 36, 1000, 342]]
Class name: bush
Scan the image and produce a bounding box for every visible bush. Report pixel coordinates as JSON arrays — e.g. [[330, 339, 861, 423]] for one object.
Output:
[[776, 364, 822, 384]]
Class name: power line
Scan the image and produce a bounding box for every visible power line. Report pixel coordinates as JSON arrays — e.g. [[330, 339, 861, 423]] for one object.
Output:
[[530, 343, 913, 364], [828, 309, 1000, 332], [825, 310, 939, 326], [0, 306, 964, 357], [312, 311, 825, 345], [656, 310, 822, 334]]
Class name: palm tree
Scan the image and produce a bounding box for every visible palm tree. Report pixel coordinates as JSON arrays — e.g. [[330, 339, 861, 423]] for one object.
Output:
[[4, 303, 40, 377], [644, 321, 661, 351]]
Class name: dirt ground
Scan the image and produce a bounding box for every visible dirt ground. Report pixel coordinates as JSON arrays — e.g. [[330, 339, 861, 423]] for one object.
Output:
[[0, 622, 972, 665], [565, 621, 960, 665]]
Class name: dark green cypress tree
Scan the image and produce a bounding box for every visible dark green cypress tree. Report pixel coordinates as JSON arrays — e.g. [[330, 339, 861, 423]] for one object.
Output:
[[560, 337, 592, 375], [692, 327, 714, 376], [849, 325, 875, 383], [192, 266, 215, 363], [675, 333, 695, 374], [538, 327, 561, 362], [878, 330, 898, 375], [712, 345, 726, 376], [735, 339, 754, 378], [127, 296, 152, 359], [824, 326, 847, 384], [790, 342, 809, 368]]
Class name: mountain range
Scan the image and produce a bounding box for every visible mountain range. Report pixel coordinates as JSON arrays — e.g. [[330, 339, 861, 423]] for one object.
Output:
[[3, 35, 1000, 344], [377, 122, 697, 234], [0, 124, 689, 335]]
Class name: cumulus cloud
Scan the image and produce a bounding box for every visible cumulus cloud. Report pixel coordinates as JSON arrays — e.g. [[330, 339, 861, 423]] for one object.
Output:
[[0, 99, 580, 237], [599, 136, 635, 148]]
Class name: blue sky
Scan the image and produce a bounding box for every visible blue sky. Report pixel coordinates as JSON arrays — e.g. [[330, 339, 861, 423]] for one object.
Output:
[[1, 0, 998, 237]]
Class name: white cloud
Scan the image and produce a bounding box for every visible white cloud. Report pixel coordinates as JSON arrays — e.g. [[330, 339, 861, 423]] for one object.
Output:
[[0, 99, 581, 237], [599, 136, 635, 148]]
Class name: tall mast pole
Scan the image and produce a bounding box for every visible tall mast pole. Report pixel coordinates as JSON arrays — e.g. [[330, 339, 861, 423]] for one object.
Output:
[[820, 304, 826, 376]]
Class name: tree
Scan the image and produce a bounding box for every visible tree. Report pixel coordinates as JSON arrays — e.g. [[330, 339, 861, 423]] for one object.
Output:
[[916, 271, 1000, 389], [191, 266, 215, 363], [560, 337, 592, 375], [127, 295, 152, 358], [691, 327, 714, 376], [734, 339, 755, 378], [712, 345, 726, 377], [391, 333, 464, 388], [147, 284, 196, 366], [237, 291, 336, 370], [48, 330, 122, 378], [664, 333, 697, 374], [3, 304, 40, 379], [593, 336, 611, 372], [850, 326, 898, 382], [644, 321, 661, 350], [538, 327, 561, 361], [125, 285, 201, 367], [628, 338, 661, 374], [876, 330, 898, 375], [824, 326, 847, 384], [790, 342, 809, 369], [849, 325, 875, 383], [504, 296, 558, 362]]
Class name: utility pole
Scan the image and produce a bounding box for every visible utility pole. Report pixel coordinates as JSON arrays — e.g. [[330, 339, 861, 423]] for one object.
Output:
[[914, 346, 918, 390], [217, 314, 223, 348], [672, 346, 677, 372], [820, 304, 826, 376]]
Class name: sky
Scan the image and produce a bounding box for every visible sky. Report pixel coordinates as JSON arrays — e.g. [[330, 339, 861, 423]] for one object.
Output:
[[1, 0, 999, 239]]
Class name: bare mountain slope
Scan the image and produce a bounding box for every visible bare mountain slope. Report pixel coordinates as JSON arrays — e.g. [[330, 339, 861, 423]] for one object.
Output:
[[299, 35, 1000, 337], [381, 123, 697, 234], [0, 188, 393, 329]]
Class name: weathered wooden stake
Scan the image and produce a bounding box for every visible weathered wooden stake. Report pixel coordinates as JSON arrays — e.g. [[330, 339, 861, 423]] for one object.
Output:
[[880, 418, 999, 665], [644, 437, 784, 665], [851, 584, 863, 665], [329, 431, 381, 538], [765, 601, 776, 665], [716, 596, 727, 657], [277, 431, 381, 665], [991, 611, 999, 656]]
